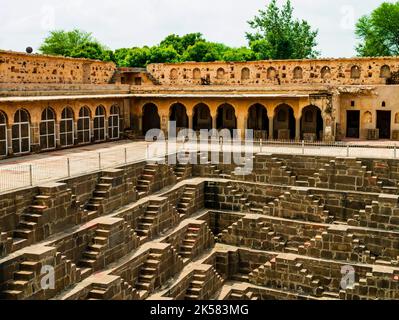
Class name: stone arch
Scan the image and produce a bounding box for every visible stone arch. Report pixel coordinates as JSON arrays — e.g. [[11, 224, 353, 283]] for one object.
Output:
[[170, 68, 178, 80], [193, 68, 201, 80], [241, 67, 250, 81], [395, 112, 399, 124], [60, 107, 74, 147], [193, 103, 212, 131], [0, 110, 8, 156], [293, 66, 303, 79], [300, 105, 324, 141], [247, 104, 269, 139], [77, 106, 91, 144], [170, 103, 188, 130], [216, 68, 225, 79], [351, 65, 361, 79], [94, 105, 106, 142], [321, 66, 331, 79], [217, 103, 237, 133], [40, 107, 56, 150], [380, 65, 391, 79], [273, 104, 296, 140], [267, 67, 277, 80], [109, 105, 120, 140], [142, 103, 161, 136], [12, 109, 31, 154]]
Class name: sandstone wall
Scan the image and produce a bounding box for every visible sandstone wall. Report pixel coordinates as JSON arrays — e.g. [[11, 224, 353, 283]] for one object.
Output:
[[0, 50, 116, 84]]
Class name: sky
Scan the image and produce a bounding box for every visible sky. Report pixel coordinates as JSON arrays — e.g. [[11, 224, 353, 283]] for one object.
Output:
[[0, 0, 394, 58]]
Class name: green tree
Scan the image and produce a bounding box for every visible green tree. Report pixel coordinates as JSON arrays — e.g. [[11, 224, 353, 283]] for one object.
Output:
[[160, 33, 205, 54], [148, 45, 180, 64], [124, 47, 151, 68], [246, 0, 319, 59], [39, 29, 111, 61], [222, 47, 256, 62], [356, 2, 399, 56], [182, 41, 229, 62]]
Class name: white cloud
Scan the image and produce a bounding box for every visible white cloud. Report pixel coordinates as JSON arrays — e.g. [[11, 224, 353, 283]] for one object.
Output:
[[0, 0, 391, 57]]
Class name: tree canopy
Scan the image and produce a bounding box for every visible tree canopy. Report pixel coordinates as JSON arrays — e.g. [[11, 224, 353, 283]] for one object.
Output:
[[246, 0, 319, 59], [355, 1, 399, 57], [39, 29, 113, 61], [38, 0, 322, 66]]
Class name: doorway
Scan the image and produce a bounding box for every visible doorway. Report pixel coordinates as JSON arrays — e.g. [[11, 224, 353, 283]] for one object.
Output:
[[377, 111, 391, 139], [346, 110, 360, 138]]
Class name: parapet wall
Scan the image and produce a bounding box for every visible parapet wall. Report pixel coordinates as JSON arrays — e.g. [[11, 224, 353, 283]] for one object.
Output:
[[148, 57, 399, 86], [0, 50, 116, 84]]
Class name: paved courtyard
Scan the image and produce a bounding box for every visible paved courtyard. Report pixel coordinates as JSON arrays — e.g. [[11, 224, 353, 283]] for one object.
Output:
[[0, 139, 398, 194]]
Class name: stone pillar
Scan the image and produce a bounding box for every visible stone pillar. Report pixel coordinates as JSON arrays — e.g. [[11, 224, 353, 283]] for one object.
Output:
[[211, 111, 217, 130], [237, 114, 246, 139], [138, 116, 143, 134], [90, 118, 94, 142], [7, 127, 12, 155], [187, 112, 193, 130], [31, 122, 40, 152], [55, 122, 61, 148], [123, 99, 131, 130], [295, 117, 301, 141], [269, 117, 274, 140]]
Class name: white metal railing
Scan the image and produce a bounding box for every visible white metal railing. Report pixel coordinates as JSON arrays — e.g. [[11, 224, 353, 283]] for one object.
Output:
[[0, 139, 398, 194]]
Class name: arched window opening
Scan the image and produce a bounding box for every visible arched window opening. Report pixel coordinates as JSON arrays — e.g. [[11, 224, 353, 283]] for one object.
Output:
[[40, 108, 56, 150]]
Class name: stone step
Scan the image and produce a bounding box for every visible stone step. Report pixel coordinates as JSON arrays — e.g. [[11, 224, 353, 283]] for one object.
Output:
[[21, 213, 42, 223], [14, 270, 35, 281], [93, 236, 108, 245], [136, 282, 151, 291], [83, 251, 100, 259], [96, 229, 110, 238], [20, 261, 40, 272], [8, 280, 29, 291], [13, 229, 33, 240], [29, 205, 48, 213], [141, 267, 157, 275], [11, 238, 28, 251], [88, 289, 107, 300], [86, 203, 101, 211], [1, 290, 24, 300], [79, 259, 96, 268], [18, 221, 37, 230]]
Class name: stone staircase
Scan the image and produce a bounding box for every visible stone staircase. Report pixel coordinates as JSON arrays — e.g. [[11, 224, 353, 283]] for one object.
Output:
[[299, 228, 374, 264], [177, 186, 196, 218], [78, 228, 110, 277], [1, 251, 80, 300], [226, 183, 251, 211], [135, 201, 160, 240], [266, 188, 333, 223], [228, 288, 258, 300], [174, 162, 192, 182], [78, 218, 139, 279], [136, 163, 158, 197], [12, 194, 51, 250], [82, 176, 114, 220], [135, 250, 163, 299], [267, 158, 297, 185], [179, 225, 201, 260], [185, 265, 224, 300]]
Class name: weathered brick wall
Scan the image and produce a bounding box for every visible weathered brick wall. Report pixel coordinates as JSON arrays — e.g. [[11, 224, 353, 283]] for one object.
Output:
[[0, 187, 38, 233], [148, 57, 399, 86], [0, 50, 115, 84]]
